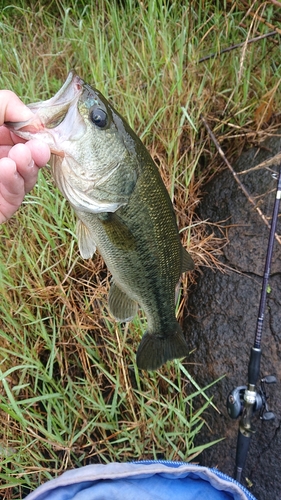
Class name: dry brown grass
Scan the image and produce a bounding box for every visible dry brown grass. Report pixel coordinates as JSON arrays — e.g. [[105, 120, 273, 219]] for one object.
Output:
[[0, 0, 280, 497]]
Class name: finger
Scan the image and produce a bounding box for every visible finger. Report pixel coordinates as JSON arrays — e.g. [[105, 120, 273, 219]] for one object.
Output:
[[8, 143, 38, 194], [0, 125, 28, 151], [0, 157, 24, 194], [0, 145, 13, 159], [0, 157, 25, 223], [0, 90, 34, 126], [25, 139, 51, 168], [0, 124, 16, 147], [8, 143, 32, 171]]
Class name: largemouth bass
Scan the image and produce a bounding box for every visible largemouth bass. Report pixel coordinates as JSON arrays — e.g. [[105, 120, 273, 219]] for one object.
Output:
[[6, 72, 194, 370]]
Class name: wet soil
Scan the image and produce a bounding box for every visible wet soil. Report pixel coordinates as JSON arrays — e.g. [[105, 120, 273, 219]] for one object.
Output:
[[184, 131, 281, 500]]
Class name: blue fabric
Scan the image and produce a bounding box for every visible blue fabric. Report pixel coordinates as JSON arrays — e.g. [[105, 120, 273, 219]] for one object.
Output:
[[25, 462, 256, 500]]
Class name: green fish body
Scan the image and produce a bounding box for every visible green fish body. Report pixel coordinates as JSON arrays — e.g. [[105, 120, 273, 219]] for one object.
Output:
[[6, 72, 194, 370]]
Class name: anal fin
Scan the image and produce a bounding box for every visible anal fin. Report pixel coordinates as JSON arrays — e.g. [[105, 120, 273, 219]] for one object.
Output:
[[108, 281, 138, 322]]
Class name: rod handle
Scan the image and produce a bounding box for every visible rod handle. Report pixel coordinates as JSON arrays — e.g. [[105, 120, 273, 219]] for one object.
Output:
[[248, 348, 261, 386], [235, 429, 251, 481]]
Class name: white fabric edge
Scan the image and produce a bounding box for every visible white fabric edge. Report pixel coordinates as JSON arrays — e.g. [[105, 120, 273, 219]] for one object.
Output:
[[25, 462, 249, 500]]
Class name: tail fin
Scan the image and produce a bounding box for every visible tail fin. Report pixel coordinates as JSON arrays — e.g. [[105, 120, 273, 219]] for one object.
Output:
[[136, 323, 189, 371]]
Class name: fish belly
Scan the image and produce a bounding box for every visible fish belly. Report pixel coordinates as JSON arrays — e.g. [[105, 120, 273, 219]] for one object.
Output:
[[77, 164, 189, 370]]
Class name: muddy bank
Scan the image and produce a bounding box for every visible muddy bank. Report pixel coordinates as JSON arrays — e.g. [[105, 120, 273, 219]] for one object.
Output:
[[185, 131, 281, 500]]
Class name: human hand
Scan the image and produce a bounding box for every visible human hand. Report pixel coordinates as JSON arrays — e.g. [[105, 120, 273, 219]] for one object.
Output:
[[0, 90, 50, 223]]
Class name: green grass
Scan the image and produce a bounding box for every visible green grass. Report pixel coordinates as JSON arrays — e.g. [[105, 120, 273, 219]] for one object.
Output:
[[0, 0, 280, 497]]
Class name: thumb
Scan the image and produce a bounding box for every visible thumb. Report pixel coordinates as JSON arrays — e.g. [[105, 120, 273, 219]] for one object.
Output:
[[0, 90, 34, 126]]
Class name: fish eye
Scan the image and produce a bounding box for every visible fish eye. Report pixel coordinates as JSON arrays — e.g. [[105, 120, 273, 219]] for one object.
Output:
[[90, 107, 107, 128]]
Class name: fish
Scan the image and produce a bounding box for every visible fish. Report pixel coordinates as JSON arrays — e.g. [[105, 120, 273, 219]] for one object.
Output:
[[6, 71, 194, 370]]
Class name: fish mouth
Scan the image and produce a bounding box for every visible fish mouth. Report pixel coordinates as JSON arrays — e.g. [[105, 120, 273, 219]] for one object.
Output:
[[5, 71, 86, 153], [27, 70, 84, 115]]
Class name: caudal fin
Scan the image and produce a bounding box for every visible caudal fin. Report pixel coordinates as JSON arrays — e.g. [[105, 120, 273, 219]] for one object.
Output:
[[136, 324, 189, 370]]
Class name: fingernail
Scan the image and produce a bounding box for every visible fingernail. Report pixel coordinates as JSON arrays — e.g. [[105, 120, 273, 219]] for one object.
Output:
[[28, 159, 35, 168]]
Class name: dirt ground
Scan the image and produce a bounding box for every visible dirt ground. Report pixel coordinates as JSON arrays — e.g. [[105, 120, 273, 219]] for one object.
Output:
[[185, 131, 281, 500]]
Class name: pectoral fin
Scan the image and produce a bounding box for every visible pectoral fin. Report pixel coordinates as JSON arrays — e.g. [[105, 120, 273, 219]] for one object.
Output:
[[108, 281, 138, 322], [76, 219, 97, 259], [181, 246, 194, 273]]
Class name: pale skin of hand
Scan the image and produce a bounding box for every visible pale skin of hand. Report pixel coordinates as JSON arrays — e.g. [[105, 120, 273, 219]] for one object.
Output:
[[0, 90, 50, 223]]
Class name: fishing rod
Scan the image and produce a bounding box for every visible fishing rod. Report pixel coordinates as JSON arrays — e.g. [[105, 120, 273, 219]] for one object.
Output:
[[227, 162, 281, 483]]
